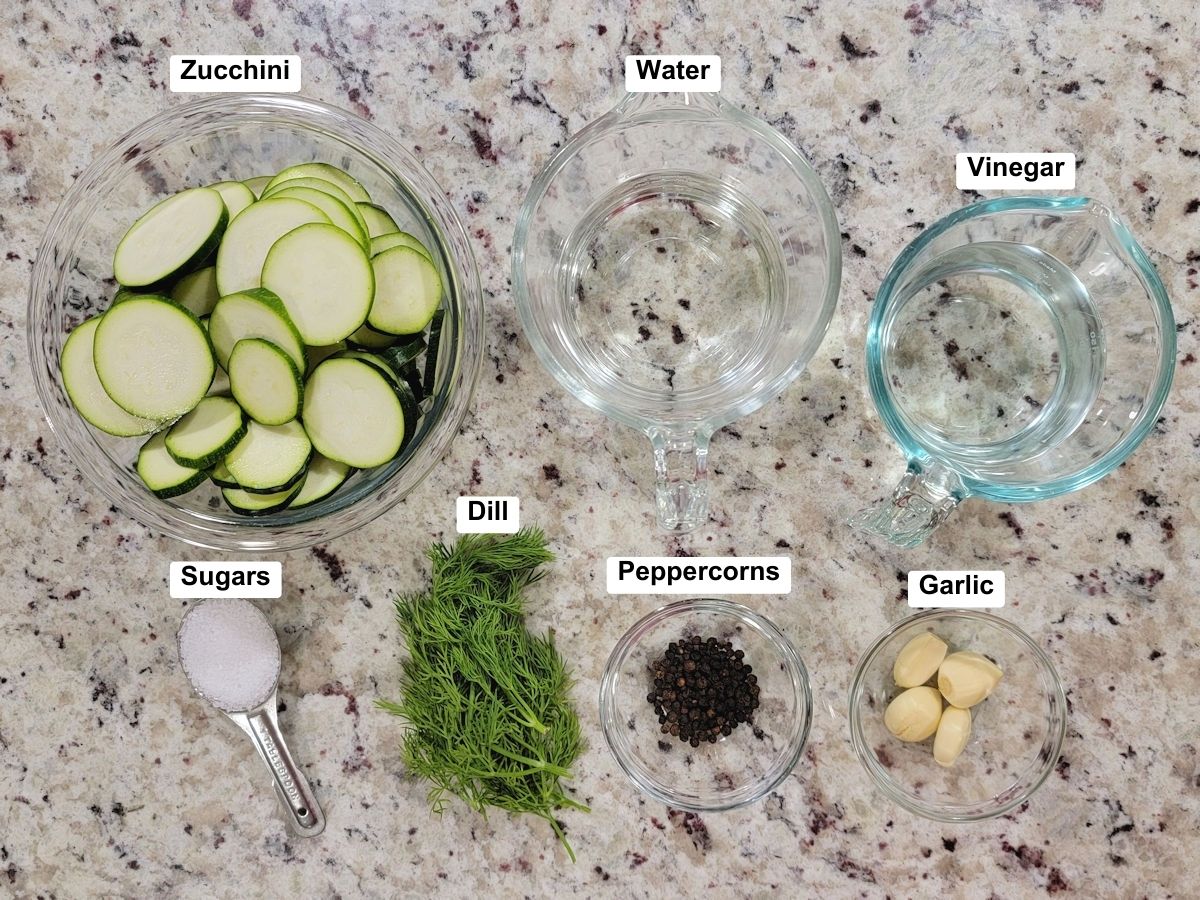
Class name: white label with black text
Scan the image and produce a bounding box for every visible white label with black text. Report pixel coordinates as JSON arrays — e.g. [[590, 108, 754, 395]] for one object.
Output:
[[625, 55, 721, 92], [607, 556, 790, 594], [908, 570, 1005, 608], [170, 55, 301, 93], [956, 153, 1075, 190], [170, 561, 282, 599], [456, 496, 520, 534]]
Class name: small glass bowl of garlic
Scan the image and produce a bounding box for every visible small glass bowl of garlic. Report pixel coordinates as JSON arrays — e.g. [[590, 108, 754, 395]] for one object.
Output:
[[848, 609, 1066, 821]]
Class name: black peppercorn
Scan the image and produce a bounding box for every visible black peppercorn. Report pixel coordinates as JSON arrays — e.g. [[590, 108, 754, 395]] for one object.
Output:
[[646, 633, 760, 747]]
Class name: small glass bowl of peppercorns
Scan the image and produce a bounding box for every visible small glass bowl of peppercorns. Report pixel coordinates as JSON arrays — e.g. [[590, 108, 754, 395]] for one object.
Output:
[[600, 599, 812, 812]]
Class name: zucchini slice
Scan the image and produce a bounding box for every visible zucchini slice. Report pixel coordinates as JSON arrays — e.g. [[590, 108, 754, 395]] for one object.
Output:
[[302, 358, 407, 468], [262, 178, 369, 234], [164, 396, 247, 468], [335, 349, 400, 384], [346, 322, 399, 350], [306, 341, 347, 370], [208, 288, 306, 373], [424, 308, 445, 395], [207, 366, 232, 397], [356, 202, 398, 238], [367, 246, 442, 335], [261, 223, 373, 345], [114, 187, 228, 288], [267, 185, 369, 249], [170, 266, 220, 318], [61, 316, 158, 436], [136, 431, 207, 499], [222, 481, 303, 516], [377, 337, 426, 371], [242, 175, 273, 198], [215, 197, 330, 295], [206, 180, 256, 219], [229, 338, 303, 426], [209, 459, 240, 489], [400, 363, 426, 406], [369, 231, 432, 261], [93, 296, 215, 421], [264, 162, 371, 204], [287, 454, 353, 509], [225, 419, 312, 493]]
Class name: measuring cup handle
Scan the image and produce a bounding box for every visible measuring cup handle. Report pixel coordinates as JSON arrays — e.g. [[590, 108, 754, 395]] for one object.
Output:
[[244, 706, 325, 837], [649, 428, 710, 532], [849, 462, 965, 549]]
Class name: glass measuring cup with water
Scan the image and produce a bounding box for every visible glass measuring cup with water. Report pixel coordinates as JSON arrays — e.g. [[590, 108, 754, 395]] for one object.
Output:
[[513, 91, 841, 531], [852, 197, 1175, 548]]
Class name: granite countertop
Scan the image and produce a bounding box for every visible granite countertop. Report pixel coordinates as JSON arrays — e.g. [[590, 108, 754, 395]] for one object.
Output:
[[1, 1, 1197, 896]]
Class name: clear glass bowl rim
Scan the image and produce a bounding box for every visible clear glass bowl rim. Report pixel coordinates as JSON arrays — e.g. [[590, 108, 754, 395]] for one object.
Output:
[[864, 195, 1176, 503], [510, 91, 843, 434], [847, 608, 1067, 822], [27, 93, 484, 551], [599, 597, 814, 812]]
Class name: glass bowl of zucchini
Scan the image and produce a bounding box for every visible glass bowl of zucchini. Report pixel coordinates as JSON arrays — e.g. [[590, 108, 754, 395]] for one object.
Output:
[[28, 94, 484, 550]]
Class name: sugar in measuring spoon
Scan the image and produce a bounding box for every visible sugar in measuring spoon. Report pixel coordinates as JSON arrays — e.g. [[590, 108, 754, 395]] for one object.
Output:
[[177, 598, 324, 837]]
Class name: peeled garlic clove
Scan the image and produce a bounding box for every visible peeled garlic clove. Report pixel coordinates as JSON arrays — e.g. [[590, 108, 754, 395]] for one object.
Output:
[[933, 705, 972, 766], [883, 686, 943, 742], [937, 651, 1003, 708], [892, 632, 948, 688]]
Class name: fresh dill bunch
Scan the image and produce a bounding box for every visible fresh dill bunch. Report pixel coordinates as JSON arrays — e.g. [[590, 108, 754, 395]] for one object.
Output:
[[377, 528, 588, 860]]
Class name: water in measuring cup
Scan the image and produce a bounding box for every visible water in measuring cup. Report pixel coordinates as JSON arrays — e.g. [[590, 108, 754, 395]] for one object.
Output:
[[882, 241, 1105, 477], [559, 172, 784, 400]]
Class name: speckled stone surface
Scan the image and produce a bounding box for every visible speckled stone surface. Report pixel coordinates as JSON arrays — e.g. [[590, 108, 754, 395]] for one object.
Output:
[[2, 1, 1198, 896]]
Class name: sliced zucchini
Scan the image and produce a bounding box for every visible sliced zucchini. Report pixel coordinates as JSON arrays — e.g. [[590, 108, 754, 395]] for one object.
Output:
[[207, 366, 232, 397], [164, 396, 247, 468], [222, 481, 303, 516], [136, 431, 207, 499], [335, 349, 401, 384], [114, 187, 228, 288], [368, 246, 441, 335], [208, 288, 306, 373], [60, 316, 157, 436], [210, 459, 239, 489], [207, 180, 256, 219], [214, 197, 330, 295], [302, 358, 407, 467], [370, 231, 432, 261], [93, 296, 215, 421], [170, 266, 220, 318], [346, 322, 399, 349], [267, 186, 369, 248], [225, 419, 312, 492], [390, 375, 420, 450], [229, 338, 302, 426], [111, 288, 145, 304], [262, 178, 369, 234], [287, 454, 352, 509], [242, 175, 273, 198], [399, 363, 426, 406], [264, 162, 371, 204], [261, 223, 373, 344], [357, 202, 398, 239], [377, 337, 426, 371], [306, 341, 347, 369], [424, 308, 444, 395]]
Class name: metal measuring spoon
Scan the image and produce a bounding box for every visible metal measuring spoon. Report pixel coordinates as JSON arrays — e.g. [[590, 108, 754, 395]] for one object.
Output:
[[177, 598, 324, 837]]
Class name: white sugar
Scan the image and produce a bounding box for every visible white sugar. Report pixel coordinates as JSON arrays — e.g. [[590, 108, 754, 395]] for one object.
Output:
[[178, 598, 280, 712]]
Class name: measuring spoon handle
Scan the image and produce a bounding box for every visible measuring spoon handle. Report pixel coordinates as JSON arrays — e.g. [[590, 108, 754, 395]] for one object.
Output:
[[243, 706, 325, 837]]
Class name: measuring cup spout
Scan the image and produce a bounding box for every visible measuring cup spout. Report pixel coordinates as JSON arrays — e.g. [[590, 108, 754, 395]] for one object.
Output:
[[850, 461, 966, 549], [649, 426, 711, 532]]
